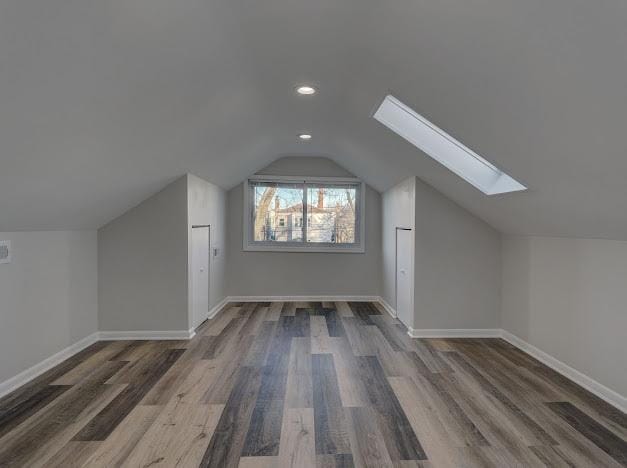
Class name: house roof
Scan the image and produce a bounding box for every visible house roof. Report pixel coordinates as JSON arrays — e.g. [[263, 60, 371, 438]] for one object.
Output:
[[276, 204, 327, 215], [1, 0, 627, 238]]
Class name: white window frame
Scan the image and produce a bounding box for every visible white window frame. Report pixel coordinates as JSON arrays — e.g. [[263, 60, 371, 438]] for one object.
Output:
[[243, 175, 366, 253]]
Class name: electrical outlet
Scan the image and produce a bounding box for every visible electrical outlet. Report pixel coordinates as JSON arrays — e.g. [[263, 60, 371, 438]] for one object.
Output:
[[0, 240, 11, 264]]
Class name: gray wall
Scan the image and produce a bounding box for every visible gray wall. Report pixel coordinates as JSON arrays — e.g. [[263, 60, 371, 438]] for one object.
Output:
[[381, 176, 501, 330], [98, 176, 189, 331], [187, 173, 227, 322], [413, 178, 501, 329], [256, 156, 355, 178], [225, 157, 382, 297], [381, 177, 415, 310], [502, 235, 627, 397], [0, 231, 98, 383]]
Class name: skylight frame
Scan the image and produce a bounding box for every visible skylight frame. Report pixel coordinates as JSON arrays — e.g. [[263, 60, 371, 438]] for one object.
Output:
[[373, 95, 527, 195]]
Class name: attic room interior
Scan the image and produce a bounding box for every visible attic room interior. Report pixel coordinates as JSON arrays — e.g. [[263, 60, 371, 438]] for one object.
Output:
[[0, 0, 626, 467]]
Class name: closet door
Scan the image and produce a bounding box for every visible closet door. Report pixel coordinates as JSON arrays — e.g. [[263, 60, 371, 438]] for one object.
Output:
[[192, 226, 210, 328], [396, 228, 413, 328]]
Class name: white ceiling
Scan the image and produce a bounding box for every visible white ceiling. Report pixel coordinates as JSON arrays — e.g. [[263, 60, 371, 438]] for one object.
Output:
[[1, 0, 627, 238]]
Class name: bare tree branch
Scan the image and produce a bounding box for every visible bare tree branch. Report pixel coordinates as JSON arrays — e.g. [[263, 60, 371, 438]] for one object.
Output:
[[345, 189, 354, 213], [254, 187, 277, 240]]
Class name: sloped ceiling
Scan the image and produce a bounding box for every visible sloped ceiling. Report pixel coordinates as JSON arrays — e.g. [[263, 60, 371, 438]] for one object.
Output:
[[1, 0, 626, 238]]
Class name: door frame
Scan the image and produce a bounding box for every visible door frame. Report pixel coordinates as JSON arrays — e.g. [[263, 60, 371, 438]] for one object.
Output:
[[191, 225, 211, 329], [395, 227, 414, 329]]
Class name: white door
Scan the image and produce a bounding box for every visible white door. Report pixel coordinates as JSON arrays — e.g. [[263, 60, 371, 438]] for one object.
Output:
[[192, 226, 210, 329], [396, 228, 413, 328]]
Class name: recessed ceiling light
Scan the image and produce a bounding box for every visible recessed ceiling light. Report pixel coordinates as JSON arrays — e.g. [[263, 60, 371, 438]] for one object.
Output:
[[373, 95, 527, 195], [298, 133, 312, 140], [296, 85, 316, 95]]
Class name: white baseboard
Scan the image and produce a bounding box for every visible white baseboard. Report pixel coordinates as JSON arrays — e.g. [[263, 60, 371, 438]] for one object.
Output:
[[389, 314, 625, 412], [207, 296, 231, 320], [500, 330, 626, 413], [3, 298, 623, 415], [225, 295, 382, 303], [379, 299, 500, 339], [0, 295, 380, 397], [407, 328, 502, 338], [0, 332, 99, 399], [377, 298, 397, 318], [98, 329, 195, 341]]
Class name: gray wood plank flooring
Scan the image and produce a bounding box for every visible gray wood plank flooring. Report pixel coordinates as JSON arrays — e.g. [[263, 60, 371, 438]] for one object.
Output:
[[0, 301, 625, 467]]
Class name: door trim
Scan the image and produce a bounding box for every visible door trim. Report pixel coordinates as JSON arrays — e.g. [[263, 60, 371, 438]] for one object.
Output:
[[191, 225, 211, 329]]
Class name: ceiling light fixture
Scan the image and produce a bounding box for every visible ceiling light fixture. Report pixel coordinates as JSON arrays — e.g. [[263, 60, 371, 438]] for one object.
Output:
[[373, 95, 527, 195], [298, 133, 312, 140], [296, 85, 317, 95]]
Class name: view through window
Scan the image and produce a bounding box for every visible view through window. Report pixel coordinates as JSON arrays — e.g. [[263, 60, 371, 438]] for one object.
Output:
[[252, 182, 304, 242], [249, 179, 362, 249]]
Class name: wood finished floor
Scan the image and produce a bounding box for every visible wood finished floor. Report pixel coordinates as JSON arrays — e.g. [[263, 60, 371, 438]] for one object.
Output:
[[0, 301, 625, 467]]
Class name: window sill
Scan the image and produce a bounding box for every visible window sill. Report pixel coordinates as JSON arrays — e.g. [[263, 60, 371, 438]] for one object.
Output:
[[243, 245, 365, 254]]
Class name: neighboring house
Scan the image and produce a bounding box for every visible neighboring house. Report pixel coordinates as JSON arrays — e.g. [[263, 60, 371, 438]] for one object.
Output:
[[259, 196, 355, 243]]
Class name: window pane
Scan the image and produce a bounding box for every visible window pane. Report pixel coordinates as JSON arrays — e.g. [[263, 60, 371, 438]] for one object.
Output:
[[252, 182, 304, 242], [306, 184, 358, 244]]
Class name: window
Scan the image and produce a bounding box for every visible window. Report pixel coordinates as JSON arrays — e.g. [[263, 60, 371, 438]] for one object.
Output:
[[244, 176, 365, 252]]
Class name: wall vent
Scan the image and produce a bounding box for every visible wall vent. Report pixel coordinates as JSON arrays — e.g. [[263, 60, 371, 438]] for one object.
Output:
[[0, 240, 11, 264]]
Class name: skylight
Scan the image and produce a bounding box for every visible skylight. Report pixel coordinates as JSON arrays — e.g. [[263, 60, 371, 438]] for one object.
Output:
[[373, 95, 527, 195]]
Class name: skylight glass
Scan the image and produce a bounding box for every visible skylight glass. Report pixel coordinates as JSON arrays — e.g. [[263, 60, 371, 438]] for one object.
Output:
[[373, 95, 527, 195]]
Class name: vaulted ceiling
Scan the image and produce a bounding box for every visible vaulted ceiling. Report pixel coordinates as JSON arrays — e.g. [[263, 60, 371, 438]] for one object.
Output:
[[1, 0, 626, 238]]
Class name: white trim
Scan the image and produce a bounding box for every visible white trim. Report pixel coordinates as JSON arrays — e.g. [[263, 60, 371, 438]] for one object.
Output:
[[243, 177, 366, 253], [226, 295, 382, 303], [3, 300, 622, 415], [395, 227, 414, 327], [373, 95, 526, 195], [208, 296, 231, 319], [242, 245, 366, 254], [1, 296, 382, 400], [0, 332, 99, 399], [248, 175, 362, 184], [399, 325, 625, 412], [407, 328, 502, 338], [377, 298, 398, 318], [500, 330, 626, 413], [98, 329, 195, 341], [188, 224, 212, 333]]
